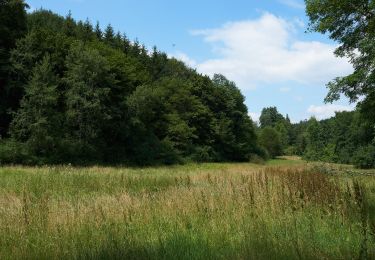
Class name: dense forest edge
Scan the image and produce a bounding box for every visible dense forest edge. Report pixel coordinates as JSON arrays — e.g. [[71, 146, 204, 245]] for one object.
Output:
[[0, 0, 374, 168]]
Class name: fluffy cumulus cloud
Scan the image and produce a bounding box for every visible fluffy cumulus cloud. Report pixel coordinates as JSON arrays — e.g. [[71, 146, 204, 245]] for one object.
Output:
[[185, 13, 352, 90], [307, 104, 355, 120]]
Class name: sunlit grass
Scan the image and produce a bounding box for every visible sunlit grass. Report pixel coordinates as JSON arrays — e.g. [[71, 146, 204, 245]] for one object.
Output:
[[0, 161, 374, 259]]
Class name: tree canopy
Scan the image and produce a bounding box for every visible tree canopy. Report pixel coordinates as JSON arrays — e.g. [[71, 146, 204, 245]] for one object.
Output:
[[0, 6, 262, 165]]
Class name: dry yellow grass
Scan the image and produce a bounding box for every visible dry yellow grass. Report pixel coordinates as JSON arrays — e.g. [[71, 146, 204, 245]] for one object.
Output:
[[0, 162, 374, 259]]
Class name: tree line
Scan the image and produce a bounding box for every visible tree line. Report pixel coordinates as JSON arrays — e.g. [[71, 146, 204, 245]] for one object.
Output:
[[256, 0, 375, 169], [0, 1, 262, 165], [0, 0, 374, 168], [255, 107, 375, 169]]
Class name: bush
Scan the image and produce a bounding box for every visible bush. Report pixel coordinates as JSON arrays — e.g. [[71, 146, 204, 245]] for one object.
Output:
[[352, 145, 375, 169], [249, 154, 266, 165], [130, 136, 182, 166], [284, 146, 297, 156], [190, 146, 216, 163], [0, 140, 35, 165]]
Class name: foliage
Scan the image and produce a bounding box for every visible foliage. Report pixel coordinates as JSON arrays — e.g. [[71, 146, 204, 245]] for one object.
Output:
[[304, 0, 375, 169], [0, 7, 262, 165], [259, 107, 285, 128], [257, 107, 291, 157], [0, 0, 28, 137], [0, 139, 33, 164], [291, 111, 375, 169], [10, 55, 61, 160], [258, 127, 282, 158], [353, 144, 375, 169], [306, 0, 375, 125]]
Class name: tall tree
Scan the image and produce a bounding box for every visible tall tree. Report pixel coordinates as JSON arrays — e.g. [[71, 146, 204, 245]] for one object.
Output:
[[63, 10, 76, 37], [94, 21, 102, 39], [259, 107, 285, 128], [81, 18, 94, 42], [10, 55, 61, 157], [104, 24, 115, 45], [63, 43, 115, 159], [0, 0, 28, 137], [306, 0, 375, 125], [259, 127, 282, 158]]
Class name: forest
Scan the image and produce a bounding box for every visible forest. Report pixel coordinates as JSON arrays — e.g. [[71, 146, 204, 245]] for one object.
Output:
[[0, 0, 374, 168], [0, 1, 260, 165], [1, 1, 375, 259]]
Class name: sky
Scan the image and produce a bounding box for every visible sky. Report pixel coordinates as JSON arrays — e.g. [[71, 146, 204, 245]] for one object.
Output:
[[27, 0, 354, 123]]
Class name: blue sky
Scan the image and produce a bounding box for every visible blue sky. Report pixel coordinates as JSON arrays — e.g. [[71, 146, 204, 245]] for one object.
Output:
[[27, 0, 354, 122]]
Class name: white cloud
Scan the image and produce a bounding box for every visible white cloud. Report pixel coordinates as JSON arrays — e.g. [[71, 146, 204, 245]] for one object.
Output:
[[307, 104, 355, 120], [188, 13, 352, 90], [278, 0, 305, 9], [169, 51, 197, 68], [249, 112, 261, 122]]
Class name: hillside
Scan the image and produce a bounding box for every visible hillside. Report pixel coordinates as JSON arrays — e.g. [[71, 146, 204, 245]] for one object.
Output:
[[0, 5, 262, 165]]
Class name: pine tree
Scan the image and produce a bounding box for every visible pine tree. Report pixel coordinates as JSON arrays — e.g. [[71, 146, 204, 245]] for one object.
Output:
[[94, 21, 102, 39], [121, 33, 130, 53], [104, 24, 115, 45], [63, 11, 76, 37], [82, 18, 93, 42], [0, 0, 28, 137], [10, 55, 61, 155], [114, 31, 122, 48], [131, 38, 141, 56], [63, 42, 115, 156]]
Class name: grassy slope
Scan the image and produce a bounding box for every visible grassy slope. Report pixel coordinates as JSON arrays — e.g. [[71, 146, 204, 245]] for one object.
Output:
[[0, 160, 374, 259]]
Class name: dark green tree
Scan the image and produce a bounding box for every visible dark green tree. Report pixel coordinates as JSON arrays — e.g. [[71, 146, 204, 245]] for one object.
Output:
[[0, 0, 28, 137], [63, 43, 115, 160], [63, 11, 76, 37], [10, 55, 61, 158], [211, 74, 258, 161], [94, 21, 102, 39], [259, 107, 285, 128], [76, 18, 94, 42], [259, 127, 282, 158], [104, 24, 115, 45]]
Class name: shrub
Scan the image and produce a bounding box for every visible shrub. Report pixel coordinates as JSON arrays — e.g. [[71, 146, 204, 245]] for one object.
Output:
[[352, 145, 375, 169], [249, 154, 266, 165], [190, 146, 216, 163], [284, 146, 297, 156], [0, 140, 35, 165]]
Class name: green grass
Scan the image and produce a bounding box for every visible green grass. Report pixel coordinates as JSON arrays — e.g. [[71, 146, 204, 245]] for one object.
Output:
[[0, 160, 374, 259]]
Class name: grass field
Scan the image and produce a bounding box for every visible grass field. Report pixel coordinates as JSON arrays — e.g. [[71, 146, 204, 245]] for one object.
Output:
[[0, 160, 374, 259]]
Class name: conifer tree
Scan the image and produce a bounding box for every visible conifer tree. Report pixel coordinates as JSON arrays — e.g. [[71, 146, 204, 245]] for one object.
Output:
[[94, 21, 102, 39], [104, 24, 115, 45], [63, 11, 76, 37], [0, 0, 28, 137], [82, 18, 93, 42], [11, 55, 61, 156], [63, 43, 115, 156]]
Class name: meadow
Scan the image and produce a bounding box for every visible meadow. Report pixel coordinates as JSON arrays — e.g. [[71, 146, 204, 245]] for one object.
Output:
[[0, 160, 374, 259]]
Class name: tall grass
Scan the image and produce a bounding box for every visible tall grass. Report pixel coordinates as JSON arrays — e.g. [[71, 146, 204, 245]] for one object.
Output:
[[0, 163, 374, 259]]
